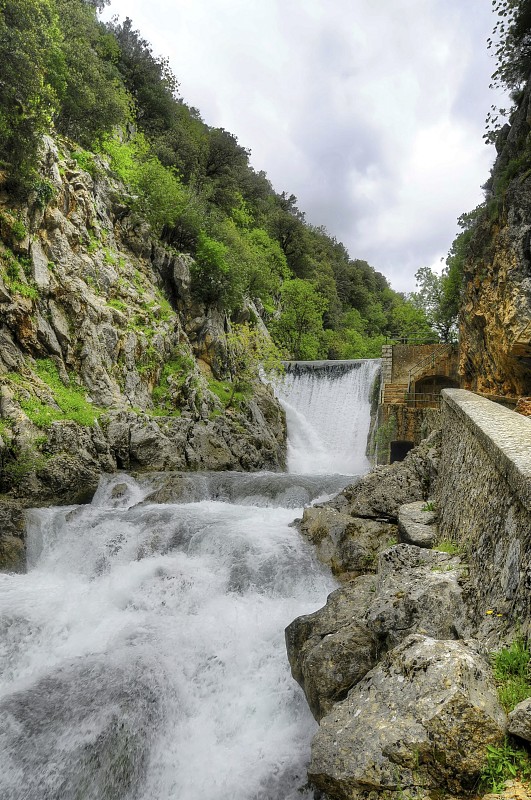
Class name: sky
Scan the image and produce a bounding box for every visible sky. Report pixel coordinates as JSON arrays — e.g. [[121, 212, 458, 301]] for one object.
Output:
[[102, 0, 505, 293]]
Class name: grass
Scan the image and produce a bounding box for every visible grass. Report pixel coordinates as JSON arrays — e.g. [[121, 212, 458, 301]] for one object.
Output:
[[478, 639, 531, 793], [433, 539, 461, 556], [492, 637, 531, 712], [14, 359, 101, 428], [481, 738, 531, 794]]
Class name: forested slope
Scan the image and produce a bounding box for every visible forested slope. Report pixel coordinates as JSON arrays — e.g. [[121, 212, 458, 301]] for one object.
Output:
[[0, 0, 438, 508]]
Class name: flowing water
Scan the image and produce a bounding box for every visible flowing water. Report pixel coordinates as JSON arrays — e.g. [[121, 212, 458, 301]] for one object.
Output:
[[0, 359, 380, 800]]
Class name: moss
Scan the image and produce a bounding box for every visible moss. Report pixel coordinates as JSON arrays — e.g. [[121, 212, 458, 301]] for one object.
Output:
[[10, 360, 101, 428], [0, 535, 25, 571], [107, 298, 128, 312], [151, 352, 196, 413]]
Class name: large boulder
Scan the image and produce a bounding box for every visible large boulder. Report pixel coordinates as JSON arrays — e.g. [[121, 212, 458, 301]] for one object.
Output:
[[309, 635, 507, 799], [286, 545, 471, 723], [285, 576, 378, 721]]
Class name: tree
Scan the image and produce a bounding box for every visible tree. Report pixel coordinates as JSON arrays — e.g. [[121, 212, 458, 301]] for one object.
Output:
[[411, 266, 458, 342], [54, 0, 131, 145], [0, 0, 64, 183], [271, 279, 328, 360]]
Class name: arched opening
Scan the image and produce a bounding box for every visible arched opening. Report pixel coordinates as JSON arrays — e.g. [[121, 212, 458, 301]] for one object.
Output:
[[414, 375, 459, 395]]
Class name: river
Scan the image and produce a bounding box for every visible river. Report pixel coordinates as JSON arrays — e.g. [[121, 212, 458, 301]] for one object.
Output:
[[0, 359, 379, 800]]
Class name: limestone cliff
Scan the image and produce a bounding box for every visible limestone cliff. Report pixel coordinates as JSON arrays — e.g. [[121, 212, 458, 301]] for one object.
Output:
[[0, 137, 286, 505], [460, 82, 531, 397]]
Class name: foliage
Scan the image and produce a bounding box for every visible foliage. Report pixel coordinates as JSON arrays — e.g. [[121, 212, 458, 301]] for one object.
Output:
[[481, 738, 531, 794], [372, 413, 397, 464], [485, 0, 531, 143], [0, 0, 63, 185], [492, 637, 531, 712], [271, 279, 328, 360], [224, 322, 284, 408], [151, 352, 195, 413], [53, 0, 131, 146], [13, 359, 101, 427], [0, 0, 439, 357], [411, 266, 459, 343]]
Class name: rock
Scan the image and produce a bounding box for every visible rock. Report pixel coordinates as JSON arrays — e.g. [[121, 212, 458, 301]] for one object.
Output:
[[285, 577, 378, 721], [299, 506, 397, 578], [368, 544, 471, 649], [30, 239, 51, 292], [328, 432, 440, 521], [308, 635, 507, 798], [398, 500, 437, 547], [286, 546, 471, 722], [508, 697, 531, 743], [0, 499, 26, 572]]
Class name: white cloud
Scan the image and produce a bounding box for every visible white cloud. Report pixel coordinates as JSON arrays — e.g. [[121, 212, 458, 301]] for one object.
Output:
[[103, 0, 503, 292]]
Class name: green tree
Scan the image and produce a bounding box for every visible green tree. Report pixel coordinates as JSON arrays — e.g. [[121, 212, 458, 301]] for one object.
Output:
[[271, 279, 328, 359], [0, 0, 64, 183], [411, 266, 458, 342], [54, 0, 131, 145]]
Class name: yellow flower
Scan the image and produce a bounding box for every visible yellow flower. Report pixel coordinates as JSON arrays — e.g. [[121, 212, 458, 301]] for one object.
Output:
[[485, 610, 494, 615]]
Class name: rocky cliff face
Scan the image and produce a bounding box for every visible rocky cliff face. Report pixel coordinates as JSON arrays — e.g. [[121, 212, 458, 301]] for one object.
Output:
[[0, 137, 286, 506], [460, 83, 531, 397]]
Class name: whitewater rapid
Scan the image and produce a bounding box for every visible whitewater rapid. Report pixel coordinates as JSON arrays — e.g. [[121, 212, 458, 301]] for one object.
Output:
[[0, 359, 380, 800]]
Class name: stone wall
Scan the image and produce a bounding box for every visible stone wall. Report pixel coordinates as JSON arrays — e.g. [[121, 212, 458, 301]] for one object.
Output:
[[437, 389, 531, 640]]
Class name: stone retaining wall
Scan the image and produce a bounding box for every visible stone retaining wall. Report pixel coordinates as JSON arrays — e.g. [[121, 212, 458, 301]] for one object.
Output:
[[437, 389, 531, 638]]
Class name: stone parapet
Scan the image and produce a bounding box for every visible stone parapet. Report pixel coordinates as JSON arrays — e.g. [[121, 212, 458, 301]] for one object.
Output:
[[437, 388, 531, 638]]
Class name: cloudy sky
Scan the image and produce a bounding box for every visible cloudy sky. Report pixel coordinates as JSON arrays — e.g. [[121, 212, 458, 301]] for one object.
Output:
[[103, 0, 504, 293]]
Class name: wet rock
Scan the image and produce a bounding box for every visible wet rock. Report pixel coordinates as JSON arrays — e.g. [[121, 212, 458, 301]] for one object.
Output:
[[508, 698, 531, 743], [308, 635, 507, 798], [286, 577, 378, 721], [299, 506, 397, 578], [0, 499, 26, 572], [398, 501, 437, 548]]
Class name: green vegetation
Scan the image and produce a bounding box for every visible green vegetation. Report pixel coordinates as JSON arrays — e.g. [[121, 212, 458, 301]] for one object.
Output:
[[421, 501, 436, 512], [151, 352, 196, 413], [433, 539, 461, 556], [0, 0, 438, 360], [10, 359, 101, 427], [479, 638, 531, 793], [224, 322, 284, 408], [481, 738, 531, 794], [492, 637, 531, 712]]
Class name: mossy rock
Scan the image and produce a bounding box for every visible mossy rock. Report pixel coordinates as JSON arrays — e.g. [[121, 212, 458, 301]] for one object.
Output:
[[0, 534, 25, 572]]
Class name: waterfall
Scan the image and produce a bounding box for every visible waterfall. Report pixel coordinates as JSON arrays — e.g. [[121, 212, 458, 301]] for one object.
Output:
[[0, 359, 379, 800], [276, 359, 381, 475]]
